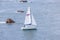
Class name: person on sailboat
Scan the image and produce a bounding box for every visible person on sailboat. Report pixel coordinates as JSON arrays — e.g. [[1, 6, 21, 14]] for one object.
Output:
[[24, 25, 25, 27]]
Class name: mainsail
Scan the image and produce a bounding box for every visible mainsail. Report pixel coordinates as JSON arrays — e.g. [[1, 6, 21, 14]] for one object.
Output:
[[24, 7, 31, 24], [24, 7, 37, 25]]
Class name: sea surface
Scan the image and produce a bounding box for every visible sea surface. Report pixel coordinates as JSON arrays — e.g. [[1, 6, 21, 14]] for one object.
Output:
[[0, 0, 60, 40]]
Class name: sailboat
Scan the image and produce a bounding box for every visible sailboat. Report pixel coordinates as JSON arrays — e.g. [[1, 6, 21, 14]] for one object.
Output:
[[21, 7, 37, 30]]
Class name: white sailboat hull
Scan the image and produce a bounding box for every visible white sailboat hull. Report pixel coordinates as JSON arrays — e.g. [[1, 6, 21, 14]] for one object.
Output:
[[21, 25, 37, 30]]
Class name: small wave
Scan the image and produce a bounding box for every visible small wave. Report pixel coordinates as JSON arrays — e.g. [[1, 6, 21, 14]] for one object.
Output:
[[0, 10, 6, 13]]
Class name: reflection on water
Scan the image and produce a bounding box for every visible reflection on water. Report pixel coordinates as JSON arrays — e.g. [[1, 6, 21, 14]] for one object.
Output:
[[22, 30, 37, 40]]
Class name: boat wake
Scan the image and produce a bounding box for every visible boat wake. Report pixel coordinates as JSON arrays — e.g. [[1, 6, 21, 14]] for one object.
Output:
[[0, 22, 6, 24], [0, 22, 23, 24]]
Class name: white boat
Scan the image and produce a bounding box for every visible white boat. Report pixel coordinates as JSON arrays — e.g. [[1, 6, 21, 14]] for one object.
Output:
[[21, 7, 37, 30], [20, 0, 27, 3]]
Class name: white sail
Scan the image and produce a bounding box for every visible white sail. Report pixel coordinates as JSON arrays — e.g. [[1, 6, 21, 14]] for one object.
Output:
[[24, 7, 31, 24], [31, 14, 37, 25], [21, 7, 37, 30]]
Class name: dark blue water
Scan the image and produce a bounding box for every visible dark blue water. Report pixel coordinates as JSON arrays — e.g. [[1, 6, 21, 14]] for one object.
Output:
[[0, 0, 60, 40]]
